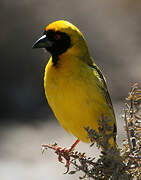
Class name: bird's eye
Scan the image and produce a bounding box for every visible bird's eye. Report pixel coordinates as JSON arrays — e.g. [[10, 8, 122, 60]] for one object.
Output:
[[54, 34, 61, 40]]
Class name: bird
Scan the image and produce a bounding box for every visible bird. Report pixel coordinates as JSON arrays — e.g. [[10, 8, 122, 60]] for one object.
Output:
[[33, 20, 117, 149]]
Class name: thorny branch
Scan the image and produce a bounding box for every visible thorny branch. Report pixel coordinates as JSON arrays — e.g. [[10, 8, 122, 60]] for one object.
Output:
[[121, 83, 141, 179]]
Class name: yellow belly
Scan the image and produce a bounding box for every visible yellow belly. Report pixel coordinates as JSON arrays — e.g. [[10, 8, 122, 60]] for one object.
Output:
[[44, 57, 115, 143]]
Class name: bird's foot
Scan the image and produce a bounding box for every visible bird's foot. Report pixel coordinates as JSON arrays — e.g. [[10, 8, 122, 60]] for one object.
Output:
[[41, 143, 72, 173], [41, 139, 80, 174], [55, 146, 71, 173]]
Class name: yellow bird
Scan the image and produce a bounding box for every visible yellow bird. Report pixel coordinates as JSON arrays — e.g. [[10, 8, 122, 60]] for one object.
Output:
[[33, 20, 117, 148]]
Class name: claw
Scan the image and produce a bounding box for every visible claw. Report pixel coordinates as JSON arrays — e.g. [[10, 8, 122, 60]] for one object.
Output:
[[58, 154, 64, 163], [54, 146, 71, 173], [55, 146, 62, 152], [64, 157, 70, 174]]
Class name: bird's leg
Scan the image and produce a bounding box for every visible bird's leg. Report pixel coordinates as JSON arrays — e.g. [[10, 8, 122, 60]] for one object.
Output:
[[54, 139, 80, 173], [69, 139, 80, 152]]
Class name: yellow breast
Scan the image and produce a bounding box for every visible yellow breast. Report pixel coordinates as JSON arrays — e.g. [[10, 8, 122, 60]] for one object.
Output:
[[44, 55, 115, 143]]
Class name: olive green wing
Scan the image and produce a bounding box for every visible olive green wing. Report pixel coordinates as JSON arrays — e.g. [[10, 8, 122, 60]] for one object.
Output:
[[89, 63, 114, 112], [88, 62, 117, 141]]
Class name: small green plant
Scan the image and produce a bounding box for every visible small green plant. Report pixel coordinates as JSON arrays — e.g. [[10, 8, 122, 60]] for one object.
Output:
[[42, 83, 141, 180]]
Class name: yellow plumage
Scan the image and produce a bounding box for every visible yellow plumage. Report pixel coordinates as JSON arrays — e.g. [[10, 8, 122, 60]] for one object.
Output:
[[33, 20, 117, 146]]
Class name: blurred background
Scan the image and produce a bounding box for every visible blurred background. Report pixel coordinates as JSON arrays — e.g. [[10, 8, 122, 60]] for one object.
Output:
[[0, 0, 141, 179]]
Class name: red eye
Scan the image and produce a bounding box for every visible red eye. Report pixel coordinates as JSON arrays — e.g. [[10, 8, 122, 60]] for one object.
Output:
[[54, 34, 61, 40]]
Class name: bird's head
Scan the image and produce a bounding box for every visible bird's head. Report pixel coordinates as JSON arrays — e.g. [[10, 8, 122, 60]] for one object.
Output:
[[33, 20, 89, 57]]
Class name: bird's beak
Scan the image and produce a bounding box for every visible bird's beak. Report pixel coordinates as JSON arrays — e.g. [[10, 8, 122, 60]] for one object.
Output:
[[32, 35, 53, 49]]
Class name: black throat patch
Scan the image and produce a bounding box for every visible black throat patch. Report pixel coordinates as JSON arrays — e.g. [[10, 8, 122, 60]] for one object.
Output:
[[52, 55, 59, 66]]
